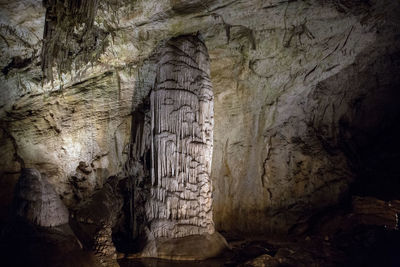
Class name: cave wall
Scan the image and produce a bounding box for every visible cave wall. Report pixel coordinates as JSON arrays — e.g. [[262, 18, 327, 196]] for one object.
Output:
[[1, 0, 399, 234]]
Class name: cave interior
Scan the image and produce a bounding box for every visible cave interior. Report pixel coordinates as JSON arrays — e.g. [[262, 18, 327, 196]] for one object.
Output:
[[0, 0, 400, 266]]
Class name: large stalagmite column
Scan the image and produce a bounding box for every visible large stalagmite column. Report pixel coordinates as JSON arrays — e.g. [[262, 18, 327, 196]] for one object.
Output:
[[149, 35, 214, 238], [138, 35, 227, 260]]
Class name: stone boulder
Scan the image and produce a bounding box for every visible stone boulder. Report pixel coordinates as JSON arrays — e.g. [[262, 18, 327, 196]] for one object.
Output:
[[0, 219, 101, 267], [70, 176, 123, 265], [352, 196, 400, 230], [12, 168, 69, 227], [139, 232, 228, 260]]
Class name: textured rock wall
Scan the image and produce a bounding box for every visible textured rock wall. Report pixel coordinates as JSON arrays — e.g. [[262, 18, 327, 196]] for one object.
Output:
[[1, 71, 133, 208], [1, 0, 399, 235]]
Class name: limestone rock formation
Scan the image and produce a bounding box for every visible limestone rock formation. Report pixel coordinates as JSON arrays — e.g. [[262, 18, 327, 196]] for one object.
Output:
[[0, 0, 399, 239], [1, 220, 101, 267], [70, 176, 123, 265], [12, 168, 69, 227], [148, 34, 215, 239], [4, 168, 100, 266], [140, 232, 228, 260], [124, 34, 226, 259]]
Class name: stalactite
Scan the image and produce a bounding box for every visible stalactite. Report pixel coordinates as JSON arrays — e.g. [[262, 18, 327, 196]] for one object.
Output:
[[41, 0, 107, 81]]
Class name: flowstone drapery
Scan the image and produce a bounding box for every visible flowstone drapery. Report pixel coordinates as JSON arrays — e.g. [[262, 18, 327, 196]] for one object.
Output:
[[148, 35, 214, 239], [126, 35, 226, 259]]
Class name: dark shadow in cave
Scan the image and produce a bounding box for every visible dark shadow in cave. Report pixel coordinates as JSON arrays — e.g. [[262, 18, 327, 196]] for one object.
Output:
[[111, 51, 158, 254], [337, 50, 400, 200]]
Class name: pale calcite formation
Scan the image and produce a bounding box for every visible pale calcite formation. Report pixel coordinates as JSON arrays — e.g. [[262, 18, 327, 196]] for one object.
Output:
[[147, 35, 215, 239], [124, 35, 227, 260]]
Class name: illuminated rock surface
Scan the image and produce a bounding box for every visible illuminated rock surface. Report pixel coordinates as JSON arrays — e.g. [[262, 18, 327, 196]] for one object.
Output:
[[125, 34, 227, 259], [2, 0, 399, 234], [0, 0, 400, 265], [148, 35, 215, 240]]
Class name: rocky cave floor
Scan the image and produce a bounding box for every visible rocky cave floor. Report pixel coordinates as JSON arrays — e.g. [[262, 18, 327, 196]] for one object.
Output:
[[119, 222, 400, 267], [2, 197, 400, 267]]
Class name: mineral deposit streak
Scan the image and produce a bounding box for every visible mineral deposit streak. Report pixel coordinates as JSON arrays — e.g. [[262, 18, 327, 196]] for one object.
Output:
[[147, 35, 215, 240]]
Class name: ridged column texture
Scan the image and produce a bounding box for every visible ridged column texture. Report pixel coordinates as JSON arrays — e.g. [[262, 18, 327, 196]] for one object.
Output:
[[147, 35, 214, 239]]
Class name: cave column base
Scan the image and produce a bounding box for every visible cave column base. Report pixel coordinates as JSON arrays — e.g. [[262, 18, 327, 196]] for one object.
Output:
[[132, 232, 228, 260]]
